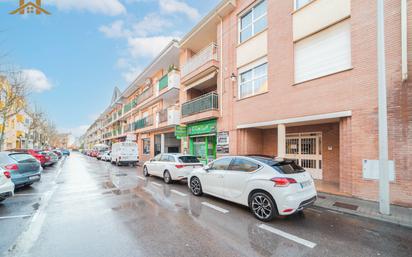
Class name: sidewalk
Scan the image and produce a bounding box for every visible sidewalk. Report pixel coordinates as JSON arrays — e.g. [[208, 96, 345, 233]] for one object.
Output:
[[314, 192, 412, 228]]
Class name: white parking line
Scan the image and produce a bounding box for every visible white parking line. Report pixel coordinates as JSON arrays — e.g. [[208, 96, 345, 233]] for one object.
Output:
[[258, 224, 317, 248], [137, 176, 146, 181], [0, 215, 32, 220], [201, 202, 229, 214], [14, 193, 45, 197], [171, 190, 187, 197], [151, 182, 162, 187]]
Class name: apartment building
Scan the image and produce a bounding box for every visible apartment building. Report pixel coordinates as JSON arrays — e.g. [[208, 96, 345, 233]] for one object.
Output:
[[89, 40, 181, 163], [177, 0, 411, 206], [1, 109, 31, 150]]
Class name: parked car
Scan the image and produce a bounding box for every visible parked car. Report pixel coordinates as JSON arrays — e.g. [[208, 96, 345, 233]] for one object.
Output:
[[111, 142, 138, 166], [52, 150, 63, 159], [40, 151, 59, 166], [0, 152, 42, 188], [187, 156, 317, 222], [0, 167, 14, 202], [101, 151, 111, 162], [61, 149, 70, 156], [143, 154, 203, 184], [96, 150, 107, 160], [9, 149, 50, 167]]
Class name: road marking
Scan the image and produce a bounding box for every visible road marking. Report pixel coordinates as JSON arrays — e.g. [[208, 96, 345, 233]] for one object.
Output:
[[14, 193, 45, 197], [4, 161, 65, 257], [137, 176, 146, 181], [201, 202, 229, 214], [151, 182, 162, 187], [258, 224, 317, 248], [0, 215, 31, 220], [143, 187, 155, 194], [171, 190, 187, 197]]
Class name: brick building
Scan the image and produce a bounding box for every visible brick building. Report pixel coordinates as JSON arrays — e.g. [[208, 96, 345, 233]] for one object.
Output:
[[178, 0, 411, 206]]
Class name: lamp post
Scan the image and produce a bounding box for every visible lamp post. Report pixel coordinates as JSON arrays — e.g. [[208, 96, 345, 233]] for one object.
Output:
[[377, 0, 390, 215]]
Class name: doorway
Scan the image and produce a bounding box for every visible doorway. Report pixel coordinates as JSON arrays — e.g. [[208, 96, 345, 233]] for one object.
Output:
[[285, 132, 323, 179]]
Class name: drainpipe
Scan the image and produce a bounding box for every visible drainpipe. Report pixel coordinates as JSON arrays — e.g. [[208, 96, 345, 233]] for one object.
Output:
[[401, 0, 408, 81], [219, 15, 224, 117]]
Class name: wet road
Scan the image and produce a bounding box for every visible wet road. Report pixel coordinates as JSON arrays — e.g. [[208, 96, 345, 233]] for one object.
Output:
[[1, 153, 411, 257]]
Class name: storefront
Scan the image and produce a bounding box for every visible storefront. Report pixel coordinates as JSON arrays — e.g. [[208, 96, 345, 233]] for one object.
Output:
[[186, 119, 217, 164]]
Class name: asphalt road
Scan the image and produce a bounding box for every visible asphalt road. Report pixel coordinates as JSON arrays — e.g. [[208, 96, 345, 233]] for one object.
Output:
[[1, 152, 411, 257]]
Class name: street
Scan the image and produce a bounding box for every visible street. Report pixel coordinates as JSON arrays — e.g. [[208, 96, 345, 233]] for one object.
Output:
[[0, 152, 411, 257]]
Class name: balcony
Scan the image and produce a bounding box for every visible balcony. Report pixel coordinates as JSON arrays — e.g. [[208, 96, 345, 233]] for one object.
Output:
[[181, 92, 219, 123], [133, 115, 154, 131], [157, 106, 180, 126], [181, 43, 219, 85]]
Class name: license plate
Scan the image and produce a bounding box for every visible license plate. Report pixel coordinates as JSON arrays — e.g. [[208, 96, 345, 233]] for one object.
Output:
[[300, 180, 311, 188], [29, 175, 40, 181]]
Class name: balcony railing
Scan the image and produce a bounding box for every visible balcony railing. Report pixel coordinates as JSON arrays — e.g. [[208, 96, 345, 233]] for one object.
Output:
[[181, 43, 218, 77], [158, 74, 168, 91], [133, 115, 153, 130], [182, 92, 219, 117]]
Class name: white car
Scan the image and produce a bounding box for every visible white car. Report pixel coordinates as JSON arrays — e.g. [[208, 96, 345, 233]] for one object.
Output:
[[0, 167, 15, 203], [111, 142, 139, 166], [188, 156, 317, 222], [143, 154, 203, 184], [101, 151, 111, 162]]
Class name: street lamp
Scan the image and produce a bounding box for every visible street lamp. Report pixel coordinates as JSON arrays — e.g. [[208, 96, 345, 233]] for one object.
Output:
[[377, 0, 390, 215]]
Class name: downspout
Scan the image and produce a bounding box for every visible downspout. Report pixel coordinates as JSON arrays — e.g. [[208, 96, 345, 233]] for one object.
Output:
[[401, 0, 408, 81], [219, 15, 224, 117]]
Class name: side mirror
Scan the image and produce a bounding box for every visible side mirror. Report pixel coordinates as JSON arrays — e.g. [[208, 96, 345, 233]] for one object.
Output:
[[204, 165, 211, 172]]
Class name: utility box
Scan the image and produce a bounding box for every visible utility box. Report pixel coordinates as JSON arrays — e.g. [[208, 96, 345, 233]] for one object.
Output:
[[362, 160, 395, 182]]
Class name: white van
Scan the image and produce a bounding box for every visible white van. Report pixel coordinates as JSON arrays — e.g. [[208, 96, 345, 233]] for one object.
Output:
[[111, 142, 139, 166]]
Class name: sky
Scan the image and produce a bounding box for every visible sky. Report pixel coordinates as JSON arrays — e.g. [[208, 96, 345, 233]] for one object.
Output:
[[0, 0, 220, 137]]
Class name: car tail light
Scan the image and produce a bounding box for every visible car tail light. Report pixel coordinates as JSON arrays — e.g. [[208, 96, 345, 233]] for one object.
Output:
[[4, 171, 11, 179], [175, 164, 184, 169], [271, 177, 297, 187], [283, 208, 294, 213], [5, 164, 19, 171]]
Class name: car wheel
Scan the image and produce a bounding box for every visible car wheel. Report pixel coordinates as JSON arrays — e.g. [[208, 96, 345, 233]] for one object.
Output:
[[163, 170, 172, 184], [250, 192, 277, 222], [190, 177, 203, 196], [143, 166, 149, 177]]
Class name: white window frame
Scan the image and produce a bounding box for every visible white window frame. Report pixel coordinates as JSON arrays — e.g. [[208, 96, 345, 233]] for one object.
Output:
[[238, 0, 267, 43], [294, 0, 312, 11], [238, 57, 268, 99]]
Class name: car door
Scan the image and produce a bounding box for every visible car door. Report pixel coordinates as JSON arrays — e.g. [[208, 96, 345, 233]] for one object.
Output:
[[202, 157, 233, 197], [224, 158, 261, 202], [147, 154, 162, 175]]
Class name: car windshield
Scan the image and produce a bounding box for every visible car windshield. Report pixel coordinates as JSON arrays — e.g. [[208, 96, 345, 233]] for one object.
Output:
[[178, 156, 200, 163], [9, 153, 37, 163], [251, 157, 305, 174]]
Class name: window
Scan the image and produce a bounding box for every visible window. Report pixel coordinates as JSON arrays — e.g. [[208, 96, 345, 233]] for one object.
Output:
[[229, 158, 260, 172], [294, 20, 351, 83], [239, 62, 268, 99], [294, 0, 311, 10], [142, 138, 150, 155], [153, 154, 162, 161], [160, 155, 169, 162], [209, 158, 233, 170], [9, 153, 36, 163], [179, 156, 200, 163], [239, 0, 267, 43]]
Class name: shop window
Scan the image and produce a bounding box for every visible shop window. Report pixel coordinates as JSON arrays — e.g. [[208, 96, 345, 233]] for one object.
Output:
[[142, 138, 150, 155], [239, 0, 267, 43]]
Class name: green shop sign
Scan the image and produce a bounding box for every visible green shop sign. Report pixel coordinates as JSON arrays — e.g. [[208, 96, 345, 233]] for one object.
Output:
[[187, 119, 217, 136], [175, 125, 187, 139]]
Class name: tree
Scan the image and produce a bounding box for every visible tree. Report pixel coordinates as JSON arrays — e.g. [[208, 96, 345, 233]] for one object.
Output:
[[0, 70, 28, 151], [26, 105, 46, 148]]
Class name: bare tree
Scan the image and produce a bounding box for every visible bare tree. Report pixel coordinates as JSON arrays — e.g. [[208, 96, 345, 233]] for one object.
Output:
[[0, 70, 28, 151], [26, 104, 46, 148]]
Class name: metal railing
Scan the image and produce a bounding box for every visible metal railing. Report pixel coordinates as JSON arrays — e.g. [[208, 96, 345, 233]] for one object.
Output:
[[181, 43, 218, 77], [182, 92, 218, 117], [133, 115, 154, 130]]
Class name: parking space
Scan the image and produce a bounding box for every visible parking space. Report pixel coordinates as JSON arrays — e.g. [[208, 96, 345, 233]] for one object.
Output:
[[2, 153, 411, 257]]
